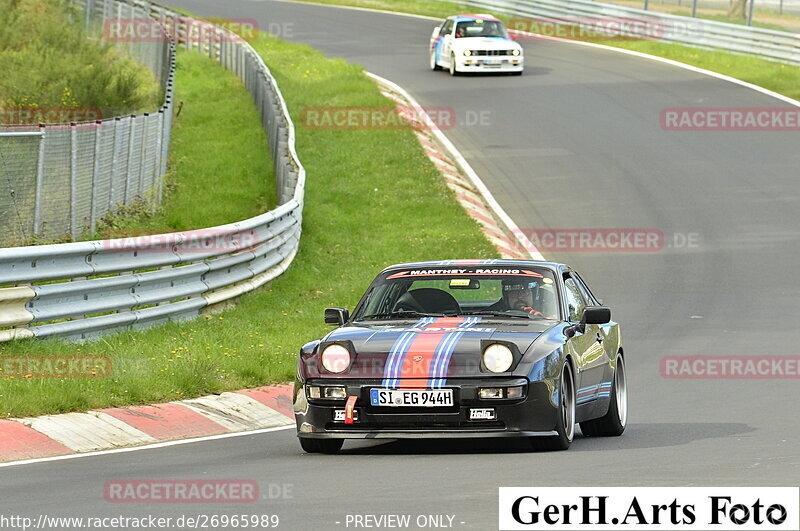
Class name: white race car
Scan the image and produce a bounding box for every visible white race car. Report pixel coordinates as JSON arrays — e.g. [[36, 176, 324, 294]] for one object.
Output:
[[430, 15, 523, 76]]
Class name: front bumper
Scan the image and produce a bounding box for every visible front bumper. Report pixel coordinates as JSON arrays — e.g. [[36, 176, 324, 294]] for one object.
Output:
[[458, 56, 523, 72], [294, 378, 558, 439]]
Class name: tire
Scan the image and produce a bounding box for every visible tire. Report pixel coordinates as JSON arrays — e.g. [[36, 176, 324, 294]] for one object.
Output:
[[531, 360, 575, 451], [449, 53, 459, 76], [580, 355, 627, 437], [430, 50, 442, 71], [299, 437, 344, 454]]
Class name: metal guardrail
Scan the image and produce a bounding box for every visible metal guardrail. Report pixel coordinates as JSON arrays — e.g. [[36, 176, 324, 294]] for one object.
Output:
[[0, 0, 305, 342], [464, 0, 800, 65], [0, 0, 176, 245]]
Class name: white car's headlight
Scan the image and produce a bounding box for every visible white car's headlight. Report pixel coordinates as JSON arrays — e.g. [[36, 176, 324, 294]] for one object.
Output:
[[483, 344, 514, 373], [463, 49, 472, 56], [512, 49, 521, 56], [321, 344, 351, 373]]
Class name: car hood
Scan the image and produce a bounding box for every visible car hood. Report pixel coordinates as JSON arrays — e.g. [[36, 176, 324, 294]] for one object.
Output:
[[452, 37, 521, 50], [301, 319, 555, 380]]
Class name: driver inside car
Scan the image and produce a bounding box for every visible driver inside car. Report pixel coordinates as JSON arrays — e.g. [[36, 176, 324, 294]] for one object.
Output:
[[487, 279, 549, 317]]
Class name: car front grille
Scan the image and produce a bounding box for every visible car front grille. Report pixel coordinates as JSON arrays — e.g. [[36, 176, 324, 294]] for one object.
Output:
[[470, 50, 514, 56]]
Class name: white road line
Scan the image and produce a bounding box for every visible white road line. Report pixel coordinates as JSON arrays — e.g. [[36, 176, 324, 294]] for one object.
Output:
[[0, 425, 296, 469], [367, 72, 546, 261]]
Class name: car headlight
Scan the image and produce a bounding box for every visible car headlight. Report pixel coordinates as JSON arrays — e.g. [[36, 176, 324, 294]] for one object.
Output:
[[482, 344, 514, 373], [321, 344, 351, 373], [512, 49, 521, 56], [463, 50, 472, 56]]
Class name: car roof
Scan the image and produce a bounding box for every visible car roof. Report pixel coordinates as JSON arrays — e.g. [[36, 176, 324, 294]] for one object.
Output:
[[448, 14, 501, 22], [381, 259, 567, 273]]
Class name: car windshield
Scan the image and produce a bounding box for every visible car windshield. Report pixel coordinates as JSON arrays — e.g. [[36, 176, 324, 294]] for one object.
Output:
[[455, 20, 509, 39], [354, 266, 560, 321]]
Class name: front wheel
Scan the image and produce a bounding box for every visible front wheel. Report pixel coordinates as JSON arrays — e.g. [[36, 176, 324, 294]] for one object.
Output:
[[531, 360, 575, 451], [299, 437, 344, 454], [580, 354, 627, 437], [449, 53, 459, 76], [430, 50, 442, 71]]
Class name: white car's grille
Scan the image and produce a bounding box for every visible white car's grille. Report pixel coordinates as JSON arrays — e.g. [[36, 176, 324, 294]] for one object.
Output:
[[470, 50, 515, 56]]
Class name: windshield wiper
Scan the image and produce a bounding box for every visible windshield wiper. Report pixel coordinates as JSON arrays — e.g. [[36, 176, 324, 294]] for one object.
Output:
[[459, 310, 534, 319], [359, 311, 447, 320]]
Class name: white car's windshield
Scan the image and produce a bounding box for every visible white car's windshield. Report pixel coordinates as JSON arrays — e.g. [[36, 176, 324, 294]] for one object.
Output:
[[455, 20, 509, 39]]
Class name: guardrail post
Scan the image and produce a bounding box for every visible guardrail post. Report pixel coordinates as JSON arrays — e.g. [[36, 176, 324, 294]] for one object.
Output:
[[70, 122, 78, 240], [84, 0, 93, 33], [153, 110, 164, 213], [159, 100, 171, 199], [109, 117, 121, 210], [33, 125, 46, 236], [747, 0, 755, 25], [90, 120, 102, 235], [138, 112, 149, 200], [124, 114, 136, 204]]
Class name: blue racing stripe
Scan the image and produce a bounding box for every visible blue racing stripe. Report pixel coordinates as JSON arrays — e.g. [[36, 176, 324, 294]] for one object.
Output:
[[382, 317, 432, 387], [429, 317, 482, 388]]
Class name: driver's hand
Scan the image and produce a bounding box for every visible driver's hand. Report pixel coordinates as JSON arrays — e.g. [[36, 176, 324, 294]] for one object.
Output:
[[522, 306, 545, 317]]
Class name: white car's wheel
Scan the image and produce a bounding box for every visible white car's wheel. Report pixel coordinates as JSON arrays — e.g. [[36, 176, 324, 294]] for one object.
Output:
[[449, 53, 459, 76], [430, 50, 442, 71]]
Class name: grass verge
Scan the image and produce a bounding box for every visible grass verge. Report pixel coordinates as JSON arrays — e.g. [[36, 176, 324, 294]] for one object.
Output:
[[593, 40, 800, 101], [0, 31, 497, 418], [95, 49, 276, 236]]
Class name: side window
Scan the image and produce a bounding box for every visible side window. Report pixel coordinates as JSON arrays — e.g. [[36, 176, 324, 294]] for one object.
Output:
[[563, 275, 586, 322], [440, 20, 452, 37], [572, 272, 598, 306]]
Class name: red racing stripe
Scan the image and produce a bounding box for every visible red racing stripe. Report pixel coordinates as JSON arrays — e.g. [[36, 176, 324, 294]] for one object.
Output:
[[397, 317, 465, 388]]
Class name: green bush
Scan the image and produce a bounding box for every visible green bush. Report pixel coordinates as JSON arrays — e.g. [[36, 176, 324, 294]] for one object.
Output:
[[0, 0, 161, 122]]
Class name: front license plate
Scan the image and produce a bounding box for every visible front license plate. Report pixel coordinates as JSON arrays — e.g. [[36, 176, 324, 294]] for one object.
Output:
[[370, 388, 453, 407]]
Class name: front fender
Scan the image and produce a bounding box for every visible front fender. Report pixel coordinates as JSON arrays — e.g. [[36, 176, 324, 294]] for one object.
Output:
[[514, 324, 571, 408]]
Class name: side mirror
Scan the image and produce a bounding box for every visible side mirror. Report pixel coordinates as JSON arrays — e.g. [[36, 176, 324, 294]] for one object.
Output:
[[324, 307, 349, 326], [509, 33, 517, 40], [431, 26, 441, 38], [582, 306, 611, 325], [565, 306, 611, 338]]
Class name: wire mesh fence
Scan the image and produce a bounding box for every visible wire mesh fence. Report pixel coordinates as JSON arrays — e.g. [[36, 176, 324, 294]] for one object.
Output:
[[0, 0, 305, 342], [0, 0, 175, 246]]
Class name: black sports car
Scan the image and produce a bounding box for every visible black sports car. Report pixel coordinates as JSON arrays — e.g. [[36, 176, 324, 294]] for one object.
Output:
[[293, 260, 627, 453]]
